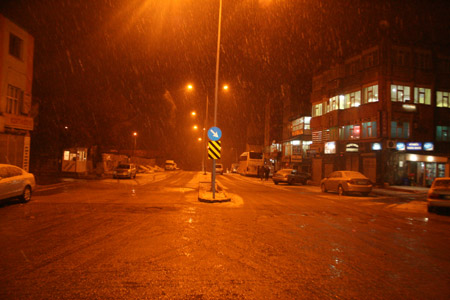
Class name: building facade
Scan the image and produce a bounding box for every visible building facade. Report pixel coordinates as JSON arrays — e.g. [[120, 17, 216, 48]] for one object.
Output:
[[0, 14, 34, 171], [310, 42, 450, 186]]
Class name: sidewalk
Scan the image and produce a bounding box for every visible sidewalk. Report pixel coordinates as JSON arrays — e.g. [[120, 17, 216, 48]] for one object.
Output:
[[372, 184, 429, 199]]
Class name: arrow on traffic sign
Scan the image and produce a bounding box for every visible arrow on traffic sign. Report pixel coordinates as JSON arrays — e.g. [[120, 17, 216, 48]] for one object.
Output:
[[210, 129, 219, 138]]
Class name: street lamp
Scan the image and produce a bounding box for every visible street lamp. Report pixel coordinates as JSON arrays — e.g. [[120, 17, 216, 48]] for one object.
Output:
[[132, 131, 137, 157], [212, 0, 223, 199]]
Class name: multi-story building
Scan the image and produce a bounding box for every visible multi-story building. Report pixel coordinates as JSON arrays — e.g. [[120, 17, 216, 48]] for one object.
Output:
[[280, 115, 312, 172], [0, 14, 34, 171], [310, 41, 450, 187]]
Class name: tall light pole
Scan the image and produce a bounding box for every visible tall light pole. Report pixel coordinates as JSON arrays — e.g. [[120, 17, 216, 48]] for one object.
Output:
[[132, 131, 137, 157], [212, 0, 223, 199]]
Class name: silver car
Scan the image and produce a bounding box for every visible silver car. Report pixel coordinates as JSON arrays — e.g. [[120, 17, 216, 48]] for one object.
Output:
[[321, 171, 372, 196], [0, 164, 36, 202], [427, 177, 450, 213], [113, 163, 137, 179]]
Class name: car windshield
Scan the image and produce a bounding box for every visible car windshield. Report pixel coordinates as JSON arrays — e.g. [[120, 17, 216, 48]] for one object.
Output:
[[117, 164, 130, 169], [434, 179, 450, 187]]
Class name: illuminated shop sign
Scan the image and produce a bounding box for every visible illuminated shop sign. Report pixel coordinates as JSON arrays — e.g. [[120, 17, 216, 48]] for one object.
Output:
[[396, 143, 406, 151], [324, 142, 336, 154], [406, 142, 422, 151], [346, 143, 359, 152], [372, 143, 382, 151], [423, 142, 434, 151]]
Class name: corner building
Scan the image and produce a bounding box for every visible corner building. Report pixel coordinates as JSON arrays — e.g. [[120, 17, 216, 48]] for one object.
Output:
[[310, 42, 450, 187], [0, 14, 34, 171]]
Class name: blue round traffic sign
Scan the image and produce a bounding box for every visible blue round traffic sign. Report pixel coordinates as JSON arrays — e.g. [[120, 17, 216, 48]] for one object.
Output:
[[208, 126, 222, 141]]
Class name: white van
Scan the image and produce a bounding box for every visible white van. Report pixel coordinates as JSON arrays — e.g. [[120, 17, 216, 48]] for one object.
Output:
[[165, 160, 177, 171]]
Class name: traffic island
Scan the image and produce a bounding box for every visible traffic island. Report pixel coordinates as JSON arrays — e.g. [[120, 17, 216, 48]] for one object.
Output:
[[198, 181, 231, 203]]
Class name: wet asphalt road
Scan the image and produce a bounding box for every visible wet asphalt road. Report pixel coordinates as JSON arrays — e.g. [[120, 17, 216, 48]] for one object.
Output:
[[0, 171, 449, 299]]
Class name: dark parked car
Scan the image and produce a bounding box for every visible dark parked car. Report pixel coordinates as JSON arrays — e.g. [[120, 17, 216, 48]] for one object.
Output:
[[287, 169, 311, 185], [273, 169, 311, 185], [113, 163, 137, 179]]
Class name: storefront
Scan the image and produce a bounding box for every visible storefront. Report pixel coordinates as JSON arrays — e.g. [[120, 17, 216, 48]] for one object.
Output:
[[403, 153, 447, 186]]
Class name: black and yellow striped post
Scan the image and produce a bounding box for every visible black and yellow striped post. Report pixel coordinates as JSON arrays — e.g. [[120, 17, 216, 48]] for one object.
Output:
[[208, 140, 221, 199], [208, 140, 221, 160]]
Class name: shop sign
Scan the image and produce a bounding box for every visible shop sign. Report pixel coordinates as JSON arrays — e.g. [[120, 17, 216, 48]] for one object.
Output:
[[372, 143, 382, 151], [346, 143, 359, 152], [423, 142, 434, 151], [406, 142, 422, 151], [324, 142, 336, 154], [396, 142, 406, 151], [4, 114, 34, 131]]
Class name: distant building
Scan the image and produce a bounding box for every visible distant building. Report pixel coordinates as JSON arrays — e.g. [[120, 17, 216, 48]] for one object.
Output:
[[0, 14, 34, 171], [310, 41, 450, 186]]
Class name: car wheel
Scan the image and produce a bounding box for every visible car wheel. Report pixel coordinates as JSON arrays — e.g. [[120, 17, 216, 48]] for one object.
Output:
[[288, 179, 293, 185], [321, 183, 327, 193], [274, 181, 279, 185], [21, 186, 32, 203], [427, 206, 435, 213], [338, 185, 345, 196]]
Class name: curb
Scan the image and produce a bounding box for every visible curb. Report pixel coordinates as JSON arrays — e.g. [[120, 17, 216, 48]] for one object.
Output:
[[198, 181, 231, 203]]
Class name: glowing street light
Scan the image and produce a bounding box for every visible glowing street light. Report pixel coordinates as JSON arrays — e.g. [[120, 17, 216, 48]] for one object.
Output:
[[193, 125, 198, 130], [132, 131, 137, 156], [191, 111, 196, 116]]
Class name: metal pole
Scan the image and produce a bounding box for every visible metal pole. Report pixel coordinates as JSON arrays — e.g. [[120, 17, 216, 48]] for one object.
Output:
[[202, 95, 209, 175], [212, 0, 222, 199]]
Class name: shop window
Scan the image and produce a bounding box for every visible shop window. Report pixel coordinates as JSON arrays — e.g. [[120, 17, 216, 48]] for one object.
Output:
[[363, 85, 378, 104], [414, 87, 431, 105], [436, 91, 449, 108], [436, 126, 450, 141], [391, 121, 410, 138], [391, 85, 411, 102]]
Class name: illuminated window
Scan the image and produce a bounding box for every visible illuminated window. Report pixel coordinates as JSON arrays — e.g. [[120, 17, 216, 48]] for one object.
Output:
[[328, 96, 340, 112], [414, 87, 431, 105], [63, 151, 70, 161], [391, 121, 410, 138], [344, 91, 361, 109], [363, 85, 378, 104], [437, 91, 449, 108], [391, 85, 411, 102], [339, 125, 360, 140], [312, 103, 323, 117]]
